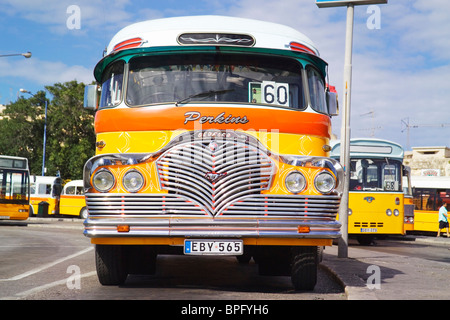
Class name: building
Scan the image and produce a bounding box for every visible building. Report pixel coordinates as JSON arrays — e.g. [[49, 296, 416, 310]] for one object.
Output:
[[404, 146, 450, 176]]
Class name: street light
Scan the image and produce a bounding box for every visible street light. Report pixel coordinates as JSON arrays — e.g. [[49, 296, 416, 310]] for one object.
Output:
[[0, 52, 32, 58], [20, 88, 47, 176]]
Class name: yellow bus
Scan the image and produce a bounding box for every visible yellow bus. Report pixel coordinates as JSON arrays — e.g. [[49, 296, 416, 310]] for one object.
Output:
[[331, 138, 412, 244], [29, 176, 62, 217], [0, 155, 30, 220], [59, 180, 87, 219], [410, 175, 450, 234], [83, 15, 343, 290]]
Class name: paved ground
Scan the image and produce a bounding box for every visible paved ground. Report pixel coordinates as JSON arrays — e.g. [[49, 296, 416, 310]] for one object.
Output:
[[321, 236, 450, 300]]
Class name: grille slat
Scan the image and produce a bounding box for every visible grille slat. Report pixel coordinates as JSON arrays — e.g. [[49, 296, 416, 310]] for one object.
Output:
[[156, 140, 274, 216]]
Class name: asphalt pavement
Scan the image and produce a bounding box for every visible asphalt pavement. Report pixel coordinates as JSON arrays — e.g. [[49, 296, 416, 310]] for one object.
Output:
[[321, 235, 450, 300], [27, 217, 450, 300]]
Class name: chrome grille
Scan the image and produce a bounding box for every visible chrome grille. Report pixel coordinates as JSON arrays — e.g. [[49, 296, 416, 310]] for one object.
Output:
[[156, 139, 274, 216]]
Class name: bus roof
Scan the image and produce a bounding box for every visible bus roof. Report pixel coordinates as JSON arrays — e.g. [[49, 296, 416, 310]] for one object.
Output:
[[105, 15, 320, 56], [330, 138, 404, 161]]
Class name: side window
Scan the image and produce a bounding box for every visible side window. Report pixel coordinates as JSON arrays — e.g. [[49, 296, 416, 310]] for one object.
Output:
[[100, 60, 125, 109], [65, 186, 76, 195], [307, 66, 327, 114]]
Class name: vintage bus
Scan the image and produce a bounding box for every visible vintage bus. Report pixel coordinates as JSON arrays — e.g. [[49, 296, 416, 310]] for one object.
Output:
[[83, 15, 343, 290], [0, 155, 30, 220], [29, 176, 62, 217], [59, 180, 87, 219], [331, 138, 413, 244], [410, 175, 450, 234]]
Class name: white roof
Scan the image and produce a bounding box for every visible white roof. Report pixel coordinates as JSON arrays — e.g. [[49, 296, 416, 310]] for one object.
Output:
[[106, 15, 319, 56]]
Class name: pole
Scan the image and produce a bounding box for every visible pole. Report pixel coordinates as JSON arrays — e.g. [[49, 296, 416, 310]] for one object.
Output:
[[338, 4, 354, 258], [42, 100, 47, 176]]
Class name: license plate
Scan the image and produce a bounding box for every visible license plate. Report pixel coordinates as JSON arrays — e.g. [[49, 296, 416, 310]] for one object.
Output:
[[184, 239, 243, 255], [360, 228, 377, 233]]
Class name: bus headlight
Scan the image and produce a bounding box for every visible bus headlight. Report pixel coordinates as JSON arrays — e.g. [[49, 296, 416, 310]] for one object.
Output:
[[123, 170, 144, 193], [393, 209, 400, 216], [386, 209, 392, 216], [92, 169, 115, 192], [285, 171, 306, 194], [314, 171, 336, 194]]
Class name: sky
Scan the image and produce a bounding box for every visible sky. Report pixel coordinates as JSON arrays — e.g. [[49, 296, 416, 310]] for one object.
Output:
[[0, 0, 449, 151]]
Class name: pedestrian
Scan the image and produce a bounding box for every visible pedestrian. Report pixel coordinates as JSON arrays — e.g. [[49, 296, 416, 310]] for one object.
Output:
[[437, 201, 449, 237]]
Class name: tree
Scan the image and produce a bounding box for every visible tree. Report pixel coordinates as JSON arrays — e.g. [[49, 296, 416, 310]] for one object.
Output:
[[0, 81, 95, 180]]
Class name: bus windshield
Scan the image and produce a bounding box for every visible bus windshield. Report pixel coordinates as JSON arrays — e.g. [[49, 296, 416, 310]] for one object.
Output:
[[0, 169, 29, 204], [124, 53, 306, 108], [349, 158, 402, 192]]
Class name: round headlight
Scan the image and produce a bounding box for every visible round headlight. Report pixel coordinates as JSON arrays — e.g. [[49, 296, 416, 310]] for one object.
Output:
[[393, 209, 400, 216], [285, 171, 306, 194], [123, 170, 144, 193], [386, 209, 392, 216], [314, 171, 336, 194], [92, 169, 115, 192]]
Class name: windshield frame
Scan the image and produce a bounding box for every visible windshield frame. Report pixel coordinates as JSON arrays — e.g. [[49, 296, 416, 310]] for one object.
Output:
[[124, 52, 307, 110]]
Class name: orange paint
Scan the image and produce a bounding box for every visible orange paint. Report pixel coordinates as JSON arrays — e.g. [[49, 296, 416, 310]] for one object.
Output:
[[94, 105, 331, 137]]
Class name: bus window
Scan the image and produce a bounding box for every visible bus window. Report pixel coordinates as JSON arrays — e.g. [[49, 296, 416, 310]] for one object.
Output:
[[307, 66, 327, 114], [349, 158, 402, 191], [100, 60, 124, 109], [126, 53, 305, 109]]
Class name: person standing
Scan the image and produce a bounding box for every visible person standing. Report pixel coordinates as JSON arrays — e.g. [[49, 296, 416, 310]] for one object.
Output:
[[437, 202, 449, 237]]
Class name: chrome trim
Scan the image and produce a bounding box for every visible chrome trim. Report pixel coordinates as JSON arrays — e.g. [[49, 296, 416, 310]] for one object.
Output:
[[156, 139, 275, 216]]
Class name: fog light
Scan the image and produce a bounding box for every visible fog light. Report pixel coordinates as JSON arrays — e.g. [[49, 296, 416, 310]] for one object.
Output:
[[117, 225, 130, 232], [298, 226, 310, 233]]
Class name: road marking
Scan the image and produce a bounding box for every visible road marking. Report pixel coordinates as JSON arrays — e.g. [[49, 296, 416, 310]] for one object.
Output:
[[1, 271, 97, 300], [0, 246, 94, 281]]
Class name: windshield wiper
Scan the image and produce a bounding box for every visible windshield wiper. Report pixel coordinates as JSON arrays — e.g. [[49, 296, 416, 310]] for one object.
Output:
[[175, 89, 234, 106]]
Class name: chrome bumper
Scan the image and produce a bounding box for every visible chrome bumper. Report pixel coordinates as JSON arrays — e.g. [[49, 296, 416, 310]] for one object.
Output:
[[83, 193, 341, 239]]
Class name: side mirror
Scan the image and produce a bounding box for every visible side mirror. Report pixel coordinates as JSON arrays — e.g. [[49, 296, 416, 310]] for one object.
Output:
[[326, 90, 339, 116], [84, 85, 99, 110]]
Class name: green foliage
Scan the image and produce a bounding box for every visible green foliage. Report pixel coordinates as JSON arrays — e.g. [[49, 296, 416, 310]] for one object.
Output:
[[0, 81, 95, 180]]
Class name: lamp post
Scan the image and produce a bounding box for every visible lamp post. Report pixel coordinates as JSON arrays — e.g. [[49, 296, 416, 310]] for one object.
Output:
[[20, 89, 47, 176], [0, 52, 32, 58], [317, 0, 388, 258]]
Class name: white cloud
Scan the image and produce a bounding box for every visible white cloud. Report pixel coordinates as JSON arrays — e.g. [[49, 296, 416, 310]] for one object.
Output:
[[0, 58, 93, 86]]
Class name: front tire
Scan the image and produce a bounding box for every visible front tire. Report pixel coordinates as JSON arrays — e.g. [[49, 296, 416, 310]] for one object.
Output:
[[95, 245, 128, 285], [291, 246, 318, 291]]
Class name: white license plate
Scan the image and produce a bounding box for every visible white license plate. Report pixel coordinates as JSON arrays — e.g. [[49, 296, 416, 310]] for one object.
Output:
[[360, 228, 377, 233], [184, 239, 243, 255]]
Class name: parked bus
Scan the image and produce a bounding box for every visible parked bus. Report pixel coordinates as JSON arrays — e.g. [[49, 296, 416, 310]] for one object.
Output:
[[0, 155, 30, 220], [331, 138, 412, 244], [410, 175, 450, 234], [83, 15, 343, 290], [30, 176, 62, 217], [59, 180, 87, 219]]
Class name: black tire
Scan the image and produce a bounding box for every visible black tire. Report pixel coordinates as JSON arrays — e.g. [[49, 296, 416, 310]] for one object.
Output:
[[79, 207, 88, 219], [95, 245, 128, 285], [291, 246, 318, 291]]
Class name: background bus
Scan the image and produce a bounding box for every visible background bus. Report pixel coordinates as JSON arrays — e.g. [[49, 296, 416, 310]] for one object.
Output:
[[30, 176, 62, 217], [59, 180, 87, 219], [410, 175, 450, 234], [331, 138, 412, 244], [0, 155, 30, 220]]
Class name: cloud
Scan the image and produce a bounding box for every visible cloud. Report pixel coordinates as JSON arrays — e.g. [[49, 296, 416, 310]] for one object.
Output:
[[0, 57, 93, 86]]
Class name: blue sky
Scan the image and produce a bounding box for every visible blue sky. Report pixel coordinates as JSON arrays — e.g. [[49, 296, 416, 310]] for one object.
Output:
[[1, 0, 449, 150]]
